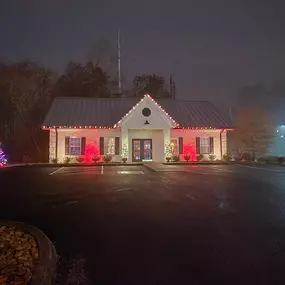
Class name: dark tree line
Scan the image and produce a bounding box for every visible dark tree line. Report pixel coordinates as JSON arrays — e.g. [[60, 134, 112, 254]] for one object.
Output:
[[0, 59, 173, 162]]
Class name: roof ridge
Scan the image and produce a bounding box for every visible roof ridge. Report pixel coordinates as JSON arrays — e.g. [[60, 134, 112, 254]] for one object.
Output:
[[54, 97, 212, 103], [55, 97, 138, 100]]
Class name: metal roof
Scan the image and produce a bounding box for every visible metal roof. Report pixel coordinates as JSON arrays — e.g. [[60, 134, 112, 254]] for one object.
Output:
[[43, 97, 232, 128]]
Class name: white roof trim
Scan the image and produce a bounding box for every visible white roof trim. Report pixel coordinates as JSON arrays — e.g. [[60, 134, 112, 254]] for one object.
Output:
[[114, 94, 179, 128]]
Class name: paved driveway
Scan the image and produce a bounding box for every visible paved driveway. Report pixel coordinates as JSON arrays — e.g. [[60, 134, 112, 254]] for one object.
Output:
[[1, 164, 285, 284]]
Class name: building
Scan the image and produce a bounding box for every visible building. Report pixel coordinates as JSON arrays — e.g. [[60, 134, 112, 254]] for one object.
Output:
[[42, 94, 232, 163]]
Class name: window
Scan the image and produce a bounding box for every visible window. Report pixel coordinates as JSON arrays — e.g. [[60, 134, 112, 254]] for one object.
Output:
[[70, 138, 81, 155], [170, 139, 178, 154], [142, 107, 151, 117], [200, 137, 210, 154], [104, 137, 115, 155]]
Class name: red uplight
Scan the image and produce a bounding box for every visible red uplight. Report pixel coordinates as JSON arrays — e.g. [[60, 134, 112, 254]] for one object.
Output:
[[84, 140, 100, 163], [183, 142, 197, 161]]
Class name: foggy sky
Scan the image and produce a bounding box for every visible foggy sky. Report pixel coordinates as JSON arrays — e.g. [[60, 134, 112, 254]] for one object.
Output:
[[0, 0, 285, 103]]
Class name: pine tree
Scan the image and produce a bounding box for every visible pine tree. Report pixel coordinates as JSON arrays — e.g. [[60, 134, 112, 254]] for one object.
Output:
[[165, 142, 172, 158], [122, 142, 128, 158]]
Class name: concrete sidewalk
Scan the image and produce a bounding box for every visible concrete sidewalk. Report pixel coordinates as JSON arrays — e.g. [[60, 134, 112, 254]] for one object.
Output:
[[143, 162, 185, 172]]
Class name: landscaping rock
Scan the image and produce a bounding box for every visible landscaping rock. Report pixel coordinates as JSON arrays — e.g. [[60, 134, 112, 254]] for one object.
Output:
[[0, 222, 57, 285], [0, 225, 38, 284]]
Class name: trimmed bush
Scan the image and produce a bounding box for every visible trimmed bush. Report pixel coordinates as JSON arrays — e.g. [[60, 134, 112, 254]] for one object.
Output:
[[103, 155, 112, 163], [76, 157, 84, 163], [197, 154, 204, 161], [171, 154, 180, 162], [209, 154, 216, 161]]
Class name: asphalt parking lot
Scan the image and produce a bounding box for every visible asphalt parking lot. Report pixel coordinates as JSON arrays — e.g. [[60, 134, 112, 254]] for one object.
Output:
[[1, 164, 285, 284]]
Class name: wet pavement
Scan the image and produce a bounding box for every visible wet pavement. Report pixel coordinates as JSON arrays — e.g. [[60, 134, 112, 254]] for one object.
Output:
[[1, 164, 285, 284]]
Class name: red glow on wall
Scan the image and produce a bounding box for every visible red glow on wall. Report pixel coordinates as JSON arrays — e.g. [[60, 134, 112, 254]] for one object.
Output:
[[84, 140, 100, 163], [183, 143, 197, 161]]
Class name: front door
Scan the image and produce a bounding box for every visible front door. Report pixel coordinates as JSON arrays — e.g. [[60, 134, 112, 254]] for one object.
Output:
[[132, 139, 152, 162]]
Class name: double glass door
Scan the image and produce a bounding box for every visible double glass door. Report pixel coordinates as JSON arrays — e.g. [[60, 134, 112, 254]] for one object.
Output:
[[132, 139, 152, 162]]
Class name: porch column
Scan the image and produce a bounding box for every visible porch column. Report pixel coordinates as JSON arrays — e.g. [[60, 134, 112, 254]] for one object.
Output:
[[163, 128, 171, 161], [49, 129, 57, 163], [121, 127, 129, 162], [221, 130, 227, 158]]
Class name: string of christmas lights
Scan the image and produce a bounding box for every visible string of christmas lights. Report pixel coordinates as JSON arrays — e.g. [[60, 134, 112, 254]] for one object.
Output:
[[0, 147, 7, 167], [114, 94, 179, 127], [41, 94, 233, 130]]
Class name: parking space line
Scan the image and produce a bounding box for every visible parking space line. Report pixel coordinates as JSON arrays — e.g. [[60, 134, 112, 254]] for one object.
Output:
[[215, 168, 233, 173], [101, 166, 104, 175], [49, 167, 64, 176]]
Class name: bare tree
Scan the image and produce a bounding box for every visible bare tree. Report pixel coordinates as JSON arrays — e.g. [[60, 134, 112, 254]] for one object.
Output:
[[235, 106, 275, 160]]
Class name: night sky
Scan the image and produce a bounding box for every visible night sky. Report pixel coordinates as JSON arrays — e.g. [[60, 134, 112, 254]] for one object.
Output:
[[1, 0, 285, 104]]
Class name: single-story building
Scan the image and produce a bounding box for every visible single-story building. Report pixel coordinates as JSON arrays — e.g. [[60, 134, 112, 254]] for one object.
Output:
[[42, 94, 233, 163]]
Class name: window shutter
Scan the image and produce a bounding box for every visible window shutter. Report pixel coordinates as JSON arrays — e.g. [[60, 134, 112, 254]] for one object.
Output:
[[81, 137, 86, 155], [65, 136, 70, 155], [178, 137, 183, 154], [196, 137, 200, 154], [209, 137, 214, 154], [99, 137, 104, 155], [115, 137, 120, 155]]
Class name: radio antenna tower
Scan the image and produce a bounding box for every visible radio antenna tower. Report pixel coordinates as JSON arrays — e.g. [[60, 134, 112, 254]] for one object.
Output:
[[117, 28, 122, 94]]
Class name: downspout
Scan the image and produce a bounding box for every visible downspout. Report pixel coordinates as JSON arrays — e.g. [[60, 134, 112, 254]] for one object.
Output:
[[55, 128, 58, 161]]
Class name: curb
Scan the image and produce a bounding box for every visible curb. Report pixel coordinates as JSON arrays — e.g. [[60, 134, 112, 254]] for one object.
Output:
[[162, 162, 234, 165], [143, 163, 157, 172], [0, 221, 57, 285], [3, 163, 143, 168]]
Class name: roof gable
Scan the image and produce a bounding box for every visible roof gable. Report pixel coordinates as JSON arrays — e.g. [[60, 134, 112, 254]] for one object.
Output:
[[115, 94, 178, 128]]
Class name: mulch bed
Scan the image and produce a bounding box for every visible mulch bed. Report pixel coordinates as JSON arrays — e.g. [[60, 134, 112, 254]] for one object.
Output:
[[0, 225, 39, 285]]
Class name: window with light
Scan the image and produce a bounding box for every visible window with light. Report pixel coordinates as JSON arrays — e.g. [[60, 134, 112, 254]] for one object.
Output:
[[200, 137, 210, 154], [170, 139, 178, 154], [70, 138, 81, 155], [104, 138, 115, 155]]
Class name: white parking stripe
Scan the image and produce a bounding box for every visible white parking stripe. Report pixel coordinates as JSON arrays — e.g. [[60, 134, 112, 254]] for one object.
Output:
[[101, 166, 104, 174], [215, 168, 233, 173], [49, 167, 64, 176]]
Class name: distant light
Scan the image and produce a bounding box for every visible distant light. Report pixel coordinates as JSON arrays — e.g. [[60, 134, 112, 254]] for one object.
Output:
[[281, 135, 284, 138], [277, 130, 279, 132]]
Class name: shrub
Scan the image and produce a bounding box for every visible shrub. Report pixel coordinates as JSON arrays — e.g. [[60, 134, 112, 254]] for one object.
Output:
[[76, 157, 84, 163], [209, 154, 216, 162], [51, 158, 58, 164], [64, 157, 72, 164], [235, 153, 242, 161], [184, 155, 191, 162], [165, 156, 171, 162], [197, 154, 204, 161], [277, 156, 285, 164], [223, 153, 229, 161], [92, 155, 101, 163], [103, 155, 112, 163], [242, 152, 252, 161], [235, 152, 252, 161], [257, 156, 277, 163], [171, 154, 180, 162], [22, 155, 32, 163]]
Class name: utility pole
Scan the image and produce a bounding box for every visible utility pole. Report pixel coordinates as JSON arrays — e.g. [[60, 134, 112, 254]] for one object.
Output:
[[170, 74, 173, 98], [117, 28, 122, 94]]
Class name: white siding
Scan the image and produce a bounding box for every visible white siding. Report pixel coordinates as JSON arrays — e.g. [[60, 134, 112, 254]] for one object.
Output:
[[121, 97, 174, 130], [171, 129, 223, 160], [49, 129, 56, 163], [56, 128, 121, 163]]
